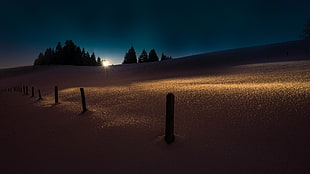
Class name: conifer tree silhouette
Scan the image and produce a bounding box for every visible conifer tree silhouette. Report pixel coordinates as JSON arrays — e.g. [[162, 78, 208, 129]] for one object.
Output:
[[123, 46, 137, 64], [148, 49, 159, 62], [138, 49, 148, 63]]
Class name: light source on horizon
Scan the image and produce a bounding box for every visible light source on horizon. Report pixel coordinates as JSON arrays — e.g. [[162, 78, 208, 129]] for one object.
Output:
[[102, 59, 110, 67]]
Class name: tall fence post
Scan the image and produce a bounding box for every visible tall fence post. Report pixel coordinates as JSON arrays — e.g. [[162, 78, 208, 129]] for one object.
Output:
[[25, 86, 28, 95], [55, 86, 58, 104], [38, 90, 42, 100], [165, 93, 175, 144], [31, 87, 34, 97], [80, 88, 87, 113]]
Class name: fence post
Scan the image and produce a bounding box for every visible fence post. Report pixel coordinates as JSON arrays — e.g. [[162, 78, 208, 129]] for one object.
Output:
[[31, 87, 34, 97], [55, 86, 58, 104], [25, 86, 28, 95], [80, 88, 87, 113], [23, 86, 25, 95], [38, 90, 42, 100], [165, 93, 175, 144]]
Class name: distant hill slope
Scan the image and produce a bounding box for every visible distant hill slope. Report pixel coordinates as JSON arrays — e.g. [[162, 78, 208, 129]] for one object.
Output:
[[138, 39, 310, 74], [176, 39, 310, 65]]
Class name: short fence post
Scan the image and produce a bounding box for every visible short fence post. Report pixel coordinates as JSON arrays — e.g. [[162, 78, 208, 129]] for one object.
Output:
[[31, 87, 34, 97], [25, 86, 28, 95], [165, 93, 175, 144], [38, 90, 42, 100], [80, 88, 87, 113], [55, 86, 58, 104], [23, 86, 25, 95]]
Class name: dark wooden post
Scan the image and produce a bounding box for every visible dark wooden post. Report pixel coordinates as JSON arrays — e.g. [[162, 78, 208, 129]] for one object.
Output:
[[25, 86, 28, 95], [38, 90, 42, 100], [23, 86, 25, 95], [165, 93, 175, 144], [31, 87, 34, 97], [80, 88, 87, 113], [55, 86, 58, 104]]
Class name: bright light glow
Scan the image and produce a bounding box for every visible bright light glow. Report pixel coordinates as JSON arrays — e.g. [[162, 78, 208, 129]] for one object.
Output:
[[102, 60, 110, 67]]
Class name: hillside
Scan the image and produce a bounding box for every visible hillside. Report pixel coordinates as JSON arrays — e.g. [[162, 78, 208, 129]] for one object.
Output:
[[0, 40, 310, 173]]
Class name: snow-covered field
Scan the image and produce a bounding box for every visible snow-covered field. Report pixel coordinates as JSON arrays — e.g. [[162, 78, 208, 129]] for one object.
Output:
[[1, 59, 310, 173]]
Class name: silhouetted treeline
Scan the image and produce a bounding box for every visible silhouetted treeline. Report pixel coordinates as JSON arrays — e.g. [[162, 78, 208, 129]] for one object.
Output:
[[34, 40, 102, 66], [123, 46, 172, 64]]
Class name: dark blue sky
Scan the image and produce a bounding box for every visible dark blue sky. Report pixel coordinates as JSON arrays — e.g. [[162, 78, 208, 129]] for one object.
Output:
[[0, 0, 309, 68]]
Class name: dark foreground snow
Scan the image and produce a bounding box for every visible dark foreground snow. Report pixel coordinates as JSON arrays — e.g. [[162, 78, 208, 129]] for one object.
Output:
[[0, 60, 310, 173]]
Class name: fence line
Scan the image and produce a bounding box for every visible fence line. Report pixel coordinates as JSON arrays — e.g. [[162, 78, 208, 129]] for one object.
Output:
[[3, 85, 176, 143]]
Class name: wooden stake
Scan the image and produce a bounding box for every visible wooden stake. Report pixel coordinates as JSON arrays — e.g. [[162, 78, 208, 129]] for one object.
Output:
[[55, 86, 58, 104], [31, 87, 34, 97], [38, 90, 42, 100], [80, 88, 87, 113], [165, 93, 175, 144], [25, 86, 28, 95]]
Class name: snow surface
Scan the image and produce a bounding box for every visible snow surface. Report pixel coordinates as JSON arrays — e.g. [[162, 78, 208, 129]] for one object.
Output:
[[0, 58, 310, 173]]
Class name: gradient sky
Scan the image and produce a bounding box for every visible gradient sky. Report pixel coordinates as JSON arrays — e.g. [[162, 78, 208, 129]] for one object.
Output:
[[0, 0, 309, 68]]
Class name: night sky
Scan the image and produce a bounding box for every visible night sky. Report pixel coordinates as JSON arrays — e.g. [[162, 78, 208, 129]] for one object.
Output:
[[0, 0, 309, 68]]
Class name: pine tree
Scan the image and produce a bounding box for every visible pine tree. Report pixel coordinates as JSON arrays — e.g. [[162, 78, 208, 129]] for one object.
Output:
[[63, 40, 76, 65], [81, 48, 87, 65], [123, 46, 137, 64], [138, 49, 148, 63], [44, 48, 54, 64], [85, 52, 91, 65], [148, 49, 159, 62], [97, 57, 102, 66], [90, 52, 97, 66], [161, 53, 172, 61], [74, 46, 82, 65], [34, 52, 45, 65], [55, 42, 63, 64], [56, 42, 63, 53], [301, 19, 310, 39]]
